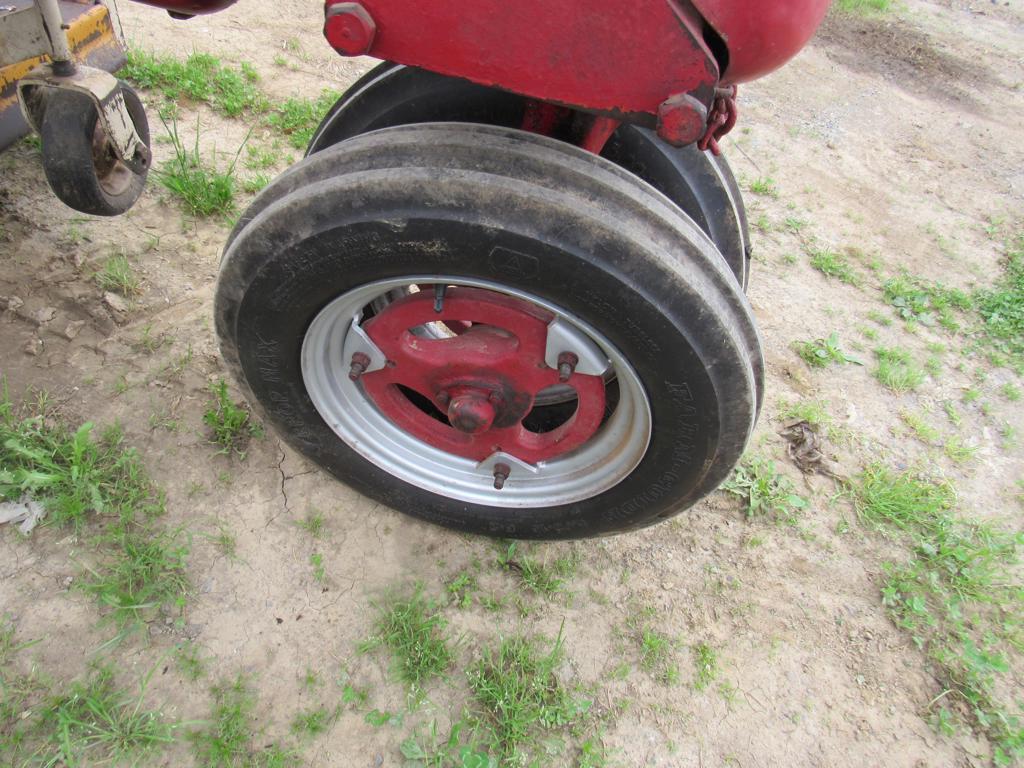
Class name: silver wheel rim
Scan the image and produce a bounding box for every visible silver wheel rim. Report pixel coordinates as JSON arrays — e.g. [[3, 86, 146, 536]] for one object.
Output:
[[300, 276, 652, 508]]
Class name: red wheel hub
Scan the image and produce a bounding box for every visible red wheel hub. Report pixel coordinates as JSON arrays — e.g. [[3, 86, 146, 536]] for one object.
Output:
[[358, 287, 606, 463]]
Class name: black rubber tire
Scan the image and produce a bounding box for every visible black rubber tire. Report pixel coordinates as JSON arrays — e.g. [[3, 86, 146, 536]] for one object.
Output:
[[216, 124, 762, 539], [305, 63, 752, 289], [40, 82, 150, 216]]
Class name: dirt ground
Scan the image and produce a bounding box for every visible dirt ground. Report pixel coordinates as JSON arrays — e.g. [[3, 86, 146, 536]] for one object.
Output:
[[1, 1, 1022, 766]]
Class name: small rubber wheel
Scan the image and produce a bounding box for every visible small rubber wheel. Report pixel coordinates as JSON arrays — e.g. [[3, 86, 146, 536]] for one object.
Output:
[[216, 124, 762, 539], [304, 62, 752, 288], [40, 82, 150, 216]]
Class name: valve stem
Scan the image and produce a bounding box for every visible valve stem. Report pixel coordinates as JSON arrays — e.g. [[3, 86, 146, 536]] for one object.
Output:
[[433, 284, 447, 314], [348, 352, 370, 381], [492, 462, 511, 490], [557, 352, 578, 382]]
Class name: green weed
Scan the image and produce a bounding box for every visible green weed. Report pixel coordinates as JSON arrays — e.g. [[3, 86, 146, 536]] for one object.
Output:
[[497, 542, 578, 595], [359, 587, 454, 698], [310, 553, 325, 582], [242, 174, 272, 194], [809, 247, 862, 286], [778, 398, 831, 428], [748, 177, 778, 198], [95, 253, 140, 298], [446, 571, 479, 609], [81, 527, 190, 629], [853, 464, 1024, 763], [296, 509, 325, 538], [191, 675, 297, 767], [874, 347, 926, 393], [0, 393, 162, 530], [900, 410, 940, 444], [266, 91, 340, 150], [400, 719, 495, 768], [883, 273, 971, 331], [1001, 382, 1021, 402], [175, 641, 206, 682], [974, 234, 1024, 365], [794, 332, 863, 368], [123, 49, 268, 117], [468, 629, 590, 763], [157, 117, 239, 217], [203, 379, 262, 457], [692, 643, 719, 691], [290, 705, 338, 738], [722, 455, 808, 523], [32, 666, 177, 767], [834, 0, 891, 12]]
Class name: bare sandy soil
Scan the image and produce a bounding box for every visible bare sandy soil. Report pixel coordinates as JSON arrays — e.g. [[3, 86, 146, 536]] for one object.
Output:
[[1, 1, 1022, 766]]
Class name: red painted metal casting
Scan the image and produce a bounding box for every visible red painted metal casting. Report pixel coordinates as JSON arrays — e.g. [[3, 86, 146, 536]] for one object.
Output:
[[322, 0, 720, 147], [692, 0, 832, 85], [358, 288, 607, 464]]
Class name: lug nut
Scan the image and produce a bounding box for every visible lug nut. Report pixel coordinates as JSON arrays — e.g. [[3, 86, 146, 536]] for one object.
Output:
[[557, 352, 578, 382], [492, 462, 511, 490], [348, 352, 370, 381]]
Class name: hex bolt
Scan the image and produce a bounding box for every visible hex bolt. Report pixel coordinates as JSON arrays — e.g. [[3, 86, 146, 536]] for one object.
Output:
[[348, 352, 371, 381], [557, 352, 579, 382], [492, 462, 511, 490]]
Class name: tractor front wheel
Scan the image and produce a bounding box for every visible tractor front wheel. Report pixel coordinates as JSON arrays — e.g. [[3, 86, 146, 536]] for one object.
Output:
[[216, 124, 762, 538]]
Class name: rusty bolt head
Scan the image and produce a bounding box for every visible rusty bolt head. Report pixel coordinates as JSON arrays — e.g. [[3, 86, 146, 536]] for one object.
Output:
[[556, 351, 578, 383], [348, 351, 370, 381], [656, 93, 709, 147], [447, 393, 497, 434], [324, 2, 377, 57], [492, 462, 511, 490]]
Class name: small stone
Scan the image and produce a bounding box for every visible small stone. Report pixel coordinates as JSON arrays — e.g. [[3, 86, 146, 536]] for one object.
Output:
[[5, 295, 23, 312], [662, 582, 675, 590], [34, 306, 57, 325], [22, 337, 42, 356], [63, 320, 86, 340], [103, 291, 130, 318]]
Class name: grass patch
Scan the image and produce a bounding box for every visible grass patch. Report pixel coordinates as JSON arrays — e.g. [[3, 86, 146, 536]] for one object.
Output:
[[794, 331, 863, 368], [778, 398, 832, 428], [853, 465, 1024, 764], [80, 527, 189, 629], [122, 49, 267, 117], [834, 0, 891, 12], [468, 629, 590, 763], [883, 273, 972, 331], [1, 390, 188, 629], [692, 643, 719, 691], [25, 666, 177, 767], [808, 247, 862, 286], [722, 455, 808, 523], [1, 400, 161, 531], [191, 675, 298, 767], [295, 509, 325, 538], [157, 118, 239, 217], [94, 252, 141, 298], [265, 91, 340, 150], [900, 410, 941, 445], [975, 235, 1024, 366], [625, 608, 679, 685], [497, 541, 578, 596], [748, 177, 778, 198], [359, 587, 454, 699], [203, 379, 262, 457], [874, 347, 926, 393]]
